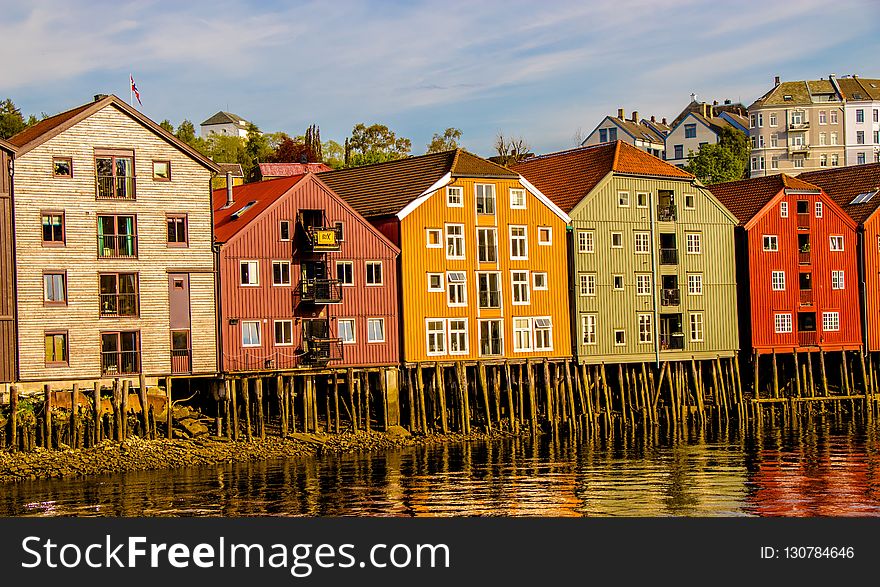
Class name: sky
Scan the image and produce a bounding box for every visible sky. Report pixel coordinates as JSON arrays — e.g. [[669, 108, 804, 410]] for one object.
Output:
[[2, 0, 879, 157]]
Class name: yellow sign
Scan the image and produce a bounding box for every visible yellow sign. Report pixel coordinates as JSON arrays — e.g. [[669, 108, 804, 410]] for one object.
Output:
[[315, 230, 337, 246]]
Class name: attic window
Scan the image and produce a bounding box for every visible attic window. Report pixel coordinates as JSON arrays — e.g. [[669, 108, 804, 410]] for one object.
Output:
[[854, 93, 864, 100], [851, 190, 879, 204], [783, 95, 793, 101], [231, 200, 257, 219], [871, 83, 878, 88]]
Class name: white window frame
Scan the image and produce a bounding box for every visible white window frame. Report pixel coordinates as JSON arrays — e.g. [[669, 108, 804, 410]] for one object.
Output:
[[689, 312, 704, 342], [636, 192, 649, 208], [638, 313, 653, 344], [533, 272, 548, 290], [581, 314, 597, 346], [513, 317, 533, 352], [684, 194, 695, 210], [445, 223, 465, 260], [477, 271, 502, 309], [686, 232, 702, 254], [509, 188, 526, 209], [241, 320, 261, 347], [366, 317, 385, 343], [511, 270, 531, 305], [475, 183, 496, 215], [636, 274, 652, 296], [446, 186, 463, 207], [509, 225, 528, 260], [780, 202, 788, 218], [771, 270, 786, 291], [618, 191, 630, 207], [336, 260, 354, 286], [365, 260, 384, 286], [614, 329, 626, 346], [579, 273, 596, 297], [829, 235, 844, 251], [634, 231, 650, 254], [478, 318, 504, 357], [448, 318, 469, 355], [775, 313, 792, 334], [822, 311, 840, 332], [815, 201, 823, 218], [273, 319, 293, 346], [279, 220, 291, 241], [446, 271, 468, 307], [578, 230, 594, 253], [426, 228, 443, 248], [537, 226, 552, 246], [611, 232, 623, 249], [612, 274, 624, 291], [427, 273, 445, 292], [426, 319, 447, 356], [533, 317, 553, 351], [476, 226, 498, 263], [831, 270, 844, 290], [271, 260, 291, 287], [763, 235, 779, 251], [688, 273, 703, 296], [337, 318, 356, 344], [239, 260, 259, 286]]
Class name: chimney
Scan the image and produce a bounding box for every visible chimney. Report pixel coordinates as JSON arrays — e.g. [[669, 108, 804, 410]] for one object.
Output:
[[631, 111, 639, 123], [94, 93, 108, 102], [713, 100, 718, 106], [774, 75, 780, 86], [662, 117, 667, 125], [724, 99, 732, 105], [617, 108, 625, 119], [701, 103, 707, 117], [650, 115, 656, 123], [225, 173, 234, 208]]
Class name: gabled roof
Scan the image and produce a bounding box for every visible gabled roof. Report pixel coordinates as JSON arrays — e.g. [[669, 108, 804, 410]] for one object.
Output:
[[259, 162, 331, 177], [318, 149, 517, 217], [217, 163, 244, 177], [801, 163, 880, 225], [708, 174, 822, 226], [670, 100, 747, 128], [836, 77, 880, 101], [201, 111, 248, 126], [512, 141, 693, 213], [607, 117, 665, 144], [720, 111, 749, 130], [0, 137, 15, 154], [749, 79, 842, 108], [7, 95, 219, 171]]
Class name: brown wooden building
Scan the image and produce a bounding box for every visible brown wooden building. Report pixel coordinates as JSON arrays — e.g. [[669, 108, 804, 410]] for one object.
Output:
[[0, 138, 16, 388]]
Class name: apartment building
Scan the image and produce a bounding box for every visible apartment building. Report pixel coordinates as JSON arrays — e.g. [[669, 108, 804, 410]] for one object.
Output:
[[581, 109, 666, 158], [836, 76, 880, 166], [665, 101, 748, 168]]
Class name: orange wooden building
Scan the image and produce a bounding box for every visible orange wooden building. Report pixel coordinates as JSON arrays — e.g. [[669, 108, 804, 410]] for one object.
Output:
[[320, 150, 572, 365]]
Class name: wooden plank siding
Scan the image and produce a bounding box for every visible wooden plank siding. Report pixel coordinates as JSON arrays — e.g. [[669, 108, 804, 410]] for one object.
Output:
[[862, 214, 880, 351], [12, 104, 217, 384], [570, 174, 739, 364], [0, 146, 15, 383], [217, 174, 399, 371], [398, 176, 572, 363]]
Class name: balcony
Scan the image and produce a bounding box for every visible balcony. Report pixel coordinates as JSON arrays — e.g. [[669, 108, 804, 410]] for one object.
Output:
[[788, 143, 810, 155], [659, 248, 678, 265], [100, 293, 139, 317], [297, 278, 343, 305], [98, 234, 138, 258], [799, 250, 811, 265], [101, 350, 140, 375], [798, 331, 818, 347], [171, 348, 192, 374], [788, 121, 810, 131], [797, 213, 810, 230], [660, 333, 685, 351], [301, 336, 343, 366], [96, 175, 136, 200], [657, 204, 677, 222], [799, 289, 813, 306], [661, 288, 680, 306], [297, 212, 342, 252]]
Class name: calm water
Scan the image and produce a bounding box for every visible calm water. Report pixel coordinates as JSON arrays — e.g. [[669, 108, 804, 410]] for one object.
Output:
[[3, 416, 880, 517]]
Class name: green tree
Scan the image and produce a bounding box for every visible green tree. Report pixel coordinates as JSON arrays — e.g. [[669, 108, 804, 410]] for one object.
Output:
[[427, 127, 462, 153], [684, 126, 751, 184], [322, 139, 345, 169], [492, 132, 532, 166], [346, 123, 411, 167], [244, 123, 271, 181], [205, 134, 247, 166], [0, 98, 27, 139], [159, 119, 174, 133], [175, 119, 198, 145]]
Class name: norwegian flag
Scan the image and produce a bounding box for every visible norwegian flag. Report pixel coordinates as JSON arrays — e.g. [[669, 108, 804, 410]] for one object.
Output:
[[130, 74, 142, 106]]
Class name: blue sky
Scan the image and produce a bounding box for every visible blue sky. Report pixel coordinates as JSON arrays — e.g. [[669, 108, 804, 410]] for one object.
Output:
[[2, 0, 879, 157]]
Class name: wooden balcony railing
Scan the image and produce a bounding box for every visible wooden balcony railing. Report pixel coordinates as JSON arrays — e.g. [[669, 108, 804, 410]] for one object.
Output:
[[97, 234, 138, 258], [297, 279, 343, 305], [799, 289, 813, 306], [798, 250, 811, 265], [657, 204, 677, 222], [96, 175, 136, 200], [797, 213, 810, 230], [101, 351, 140, 375], [798, 331, 818, 347], [659, 248, 678, 265], [99, 293, 139, 317], [661, 288, 681, 306], [171, 349, 192, 374]]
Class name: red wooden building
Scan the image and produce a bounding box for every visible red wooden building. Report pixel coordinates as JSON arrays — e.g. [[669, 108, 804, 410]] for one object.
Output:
[[0, 138, 16, 388], [709, 174, 861, 362], [213, 173, 400, 373]]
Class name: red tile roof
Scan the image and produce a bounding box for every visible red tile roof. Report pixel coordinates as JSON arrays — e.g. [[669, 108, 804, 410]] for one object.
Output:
[[707, 174, 821, 225], [259, 162, 332, 177], [801, 163, 880, 225], [213, 175, 307, 242], [512, 141, 693, 213]]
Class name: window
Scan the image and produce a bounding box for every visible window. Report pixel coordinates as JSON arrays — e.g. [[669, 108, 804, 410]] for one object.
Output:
[[831, 154, 839, 166], [823, 312, 840, 332], [43, 272, 66, 305], [857, 109, 865, 123], [875, 109, 879, 123], [758, 135, 765, 148], [750, 114, 757, 128], [272, 260, 291, 286], [240, 260, 259, 286], [830, 235, 844, 251], [279, 220, 291, 241], [613, 274, 624, 290], [769, 113, 778, 127], [819, 111, 827, 125], [775, 313, 792, 334], [95, 151, 135, 199], [780, 202, 788, 218], [477, 272, 501, 308], [636, 274, 652, 296], [447, 186, 463, 207], [166, 214, 188, 246], [831, 270, 844, 290], [476, 184, 496, 215], [100, 331, 141, 375], [477, 227, 498, 263], [599, 129, 608, 143], [820, 154, 828, 167], [830, 111, 838, 124], [427, 273, 444, 292], [446, 224, 465, 259], [336, 261, 353, 286], [856, 129, 866, 144], [637, 193, 649, 208], [533, 272, 548, 290], [771, 133, 779, 147], [638, 314, 653, 344], [274, 320, 293, 346], [578, 231, 594, 253], [634, 231, 650, 254], [53, 157, 72, 177], [611, 232, 623, 248], [618, 191, 630, 207], [689, 312, 704, 342], [579, 273, 596, 296], [858, 152, 867, 165], [509, 226, 528, 259], [875, 131, 880, 144], [241, 321, 261, 347], [367, 318, 385, 343], [41, 212, 65, 245], [513, 317, 532, 352], [581, 315, 597, 346], [511, 270, 530, 304], [97, 215, 137, 258], [538, 226, 552, 245], [510, 188, 526, 209], [682, 273, 701, 296], [479, 319, 503, 356], [366, 261, 383, 285], [830, 132, 838, 145], [771, 156, 779, 169], [45, 331, 69, 366], [686, 232, 702, 254], [99, 273, 139, 317], [684, 194, 695, 210], [338, 319, 355, 344], [435, 318, 464, 355], [771, 271, 786, 291], [684, 124, 697, 139], [759, 156, 765, 170], [763, 235, 779, 251], [819, 132, 826, 146], [152, 160, 170, 181], [447, 271, 467, 306], [334, 221, 345, 242], [534, 317, 552, 350], [608, 128, 617, 141], [758, 113, 764, 127], [426, 228, 442, 248], [614, 330, 626, 346], [426, 319, 446, 355], [674, 145, 683, 160]]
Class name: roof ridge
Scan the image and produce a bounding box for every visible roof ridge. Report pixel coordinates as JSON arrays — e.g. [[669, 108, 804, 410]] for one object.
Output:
[[6, 98, 101, 146], [611, 141, 622, 170], [321, 150, 452, 175], [519, 142, 613, 164]]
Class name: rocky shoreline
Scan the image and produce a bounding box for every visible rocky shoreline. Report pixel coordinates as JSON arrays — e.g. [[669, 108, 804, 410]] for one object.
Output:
[[0, 427, 525, 483]]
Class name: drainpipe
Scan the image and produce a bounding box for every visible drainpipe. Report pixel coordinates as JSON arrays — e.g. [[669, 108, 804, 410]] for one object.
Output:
[[650, 191, 660, 367], [858, 226, 869, 352]]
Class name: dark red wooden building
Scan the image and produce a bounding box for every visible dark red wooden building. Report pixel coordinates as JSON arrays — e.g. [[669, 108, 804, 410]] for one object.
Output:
[[213, 173, 400, 373], [0, 138, 16, 386], [710, 174, 861, 358]]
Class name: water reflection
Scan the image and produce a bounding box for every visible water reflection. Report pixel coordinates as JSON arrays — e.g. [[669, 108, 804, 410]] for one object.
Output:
[[2, 417, 879, 517]]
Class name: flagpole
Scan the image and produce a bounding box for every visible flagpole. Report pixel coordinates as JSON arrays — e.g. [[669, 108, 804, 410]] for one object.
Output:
[[129, 74, 133, 107]]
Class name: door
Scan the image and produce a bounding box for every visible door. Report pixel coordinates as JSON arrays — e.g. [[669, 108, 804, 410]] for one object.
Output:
[[169, 274, 191, 373]]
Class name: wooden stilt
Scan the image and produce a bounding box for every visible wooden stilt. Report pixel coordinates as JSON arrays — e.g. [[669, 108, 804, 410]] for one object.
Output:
[[793, 351, 802, 398], [255, 377, 265, 439], [417, 365, 428, 433], [806, 351, 816, 397], [819, 350, 830, 396], [504, 360, 516, 431], [434, 362, 447, 434], [842, 351, 851, 395], [362, 372, 371, 433], [333, 372, 340, 434], [92, 383, 101, 445], [9, 385, 18, 451], [477, 361, 491, 432], [517, 363, 526, 429], [165, 376, 174, 440], [137, 374, 149, 437], [347, 368, 357, 432], [242, 378, 252, 441], [771, 350, 779, 399], [617, 363, 629, 427], [753, 352, 760, 400]]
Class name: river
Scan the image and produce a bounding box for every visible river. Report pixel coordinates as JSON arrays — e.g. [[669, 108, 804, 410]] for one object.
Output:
[[2, 415, 879, 517]]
